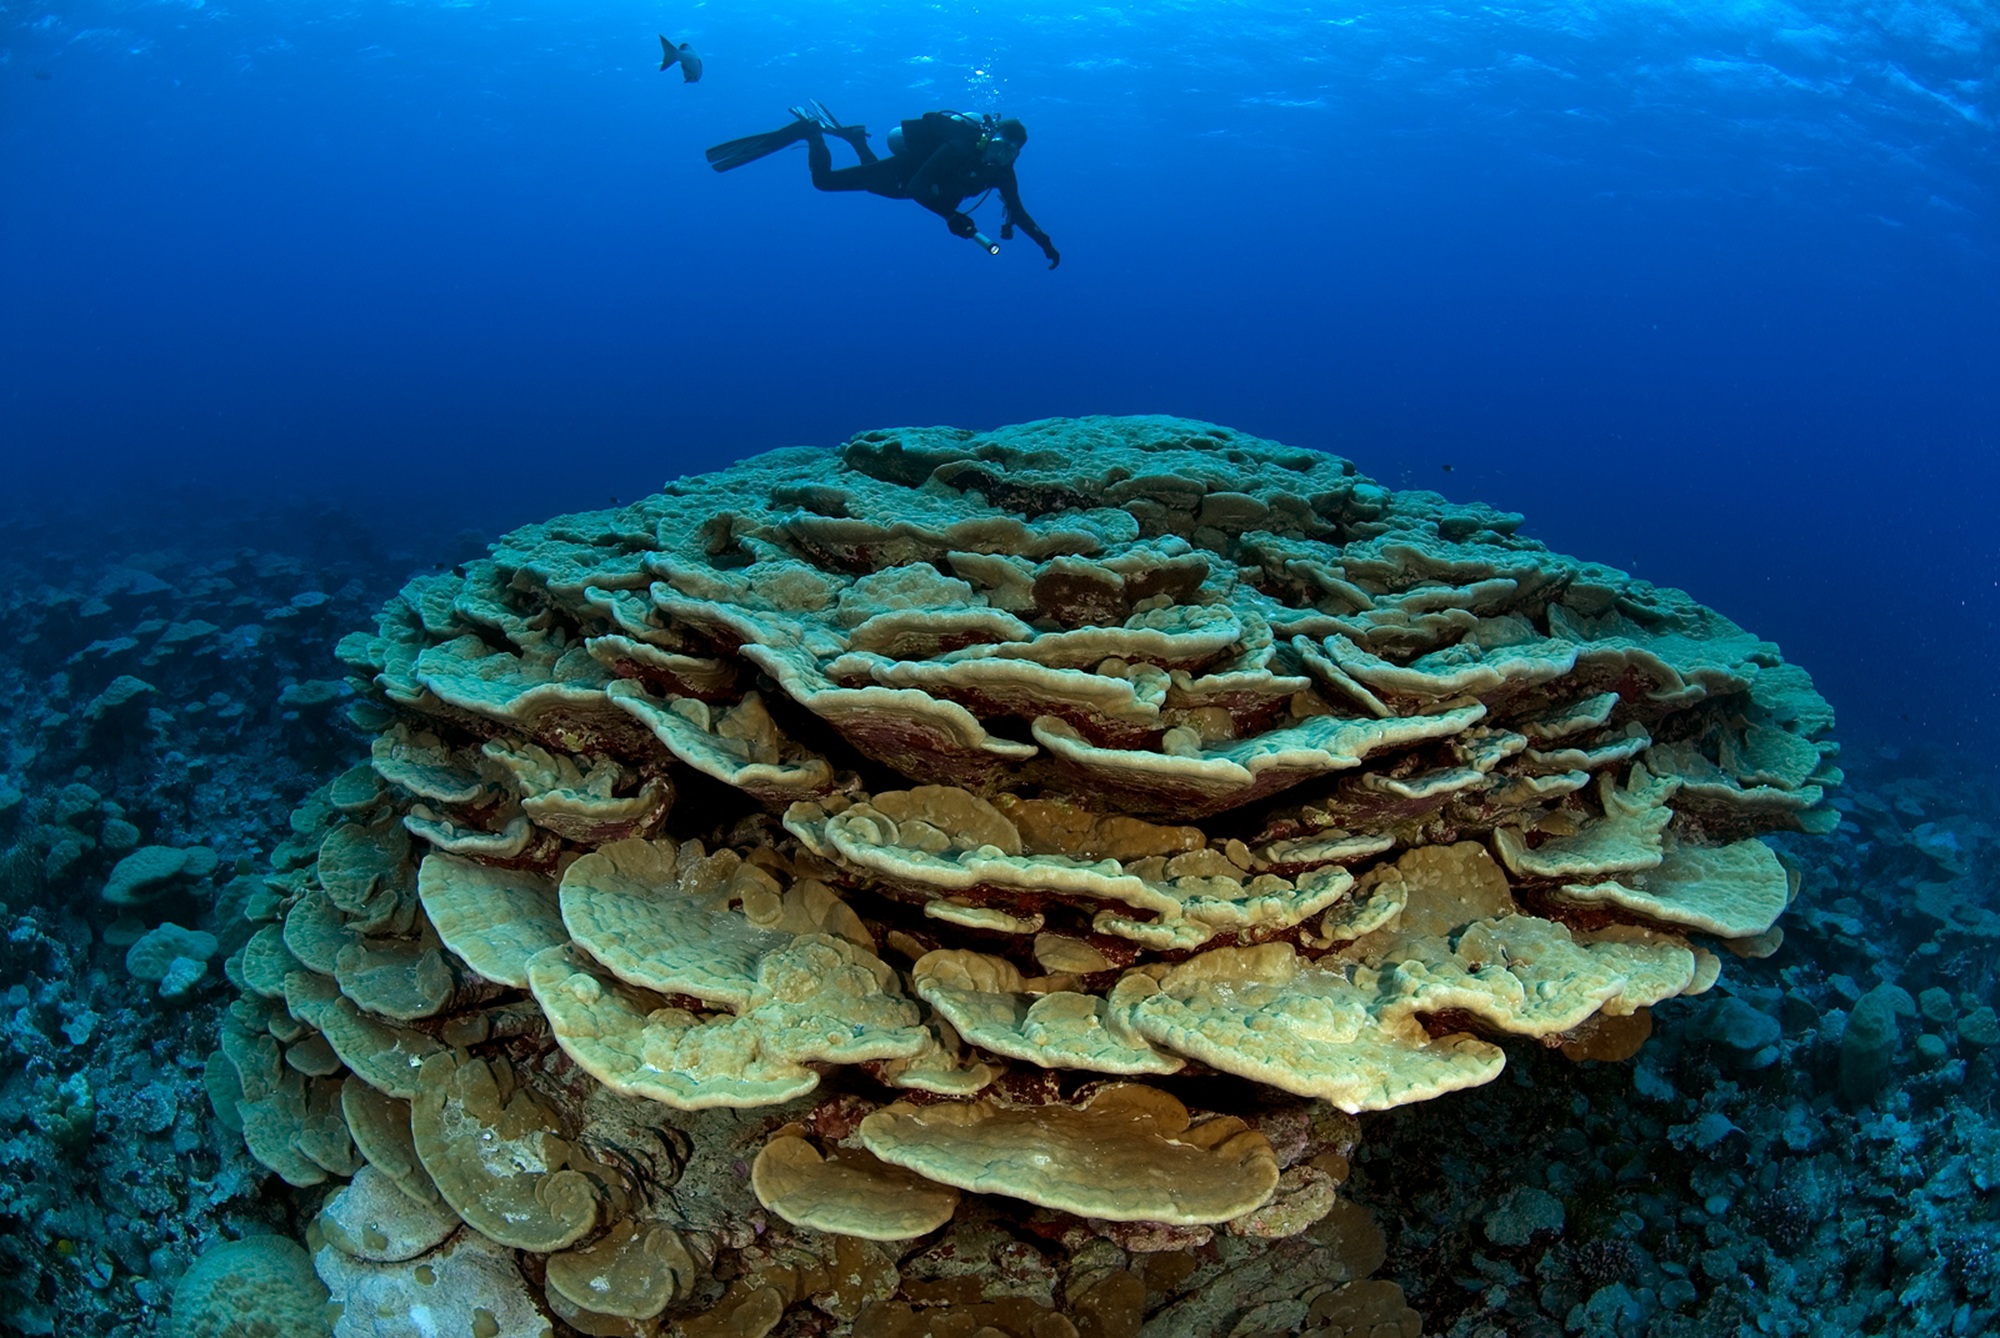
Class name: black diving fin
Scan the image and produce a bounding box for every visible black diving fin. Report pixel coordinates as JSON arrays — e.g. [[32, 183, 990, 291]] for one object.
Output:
[[704, 121, 815, 172]]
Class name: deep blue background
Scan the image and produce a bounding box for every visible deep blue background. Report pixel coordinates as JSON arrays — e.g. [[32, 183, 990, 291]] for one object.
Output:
[[4, 1, 1996, 766]]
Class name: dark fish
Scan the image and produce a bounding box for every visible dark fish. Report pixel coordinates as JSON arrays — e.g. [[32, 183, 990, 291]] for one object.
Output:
[[1441, 464, 1455, 473], [658, 35, 702, 83]]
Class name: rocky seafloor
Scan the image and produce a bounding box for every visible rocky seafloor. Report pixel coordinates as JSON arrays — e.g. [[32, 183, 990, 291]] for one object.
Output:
[[0, 456, 1995, 1338]]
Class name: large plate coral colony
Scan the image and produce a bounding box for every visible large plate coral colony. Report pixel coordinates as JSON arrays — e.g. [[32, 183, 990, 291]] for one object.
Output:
[[190, 417, 1839, 1336]]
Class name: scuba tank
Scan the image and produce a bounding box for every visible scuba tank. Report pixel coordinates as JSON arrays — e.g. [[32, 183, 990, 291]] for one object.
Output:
[[887, 110, 997, 157]]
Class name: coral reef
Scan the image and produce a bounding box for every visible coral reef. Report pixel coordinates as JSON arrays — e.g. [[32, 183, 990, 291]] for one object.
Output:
[[204, 416, 1841, 1335], [6, 424, 1992, 1338]]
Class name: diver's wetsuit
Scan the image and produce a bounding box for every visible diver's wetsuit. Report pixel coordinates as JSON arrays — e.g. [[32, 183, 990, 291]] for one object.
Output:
[[806, 113, 1057, 264]]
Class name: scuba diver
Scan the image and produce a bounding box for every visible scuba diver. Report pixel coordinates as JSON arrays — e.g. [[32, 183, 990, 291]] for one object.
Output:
[[706, 101, 1060, 268]]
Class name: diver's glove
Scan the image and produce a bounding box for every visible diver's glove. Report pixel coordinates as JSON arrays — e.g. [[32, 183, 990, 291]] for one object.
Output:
[[946, 213, 978, 239], [1000, 223, 1015, 240], [1042, 244, 1061, 270]]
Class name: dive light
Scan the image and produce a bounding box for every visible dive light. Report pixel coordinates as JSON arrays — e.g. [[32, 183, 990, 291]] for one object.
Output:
[[971, 231, 1000, 255]]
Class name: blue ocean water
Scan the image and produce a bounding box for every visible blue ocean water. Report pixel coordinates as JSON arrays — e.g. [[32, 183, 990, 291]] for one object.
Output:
[[3, 5, 2000, 1336], [4, 0, 1995, 760]]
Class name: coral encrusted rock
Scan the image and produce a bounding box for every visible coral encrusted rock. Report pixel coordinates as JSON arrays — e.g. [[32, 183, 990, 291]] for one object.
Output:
[[211, 416, 1839, 1336]]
